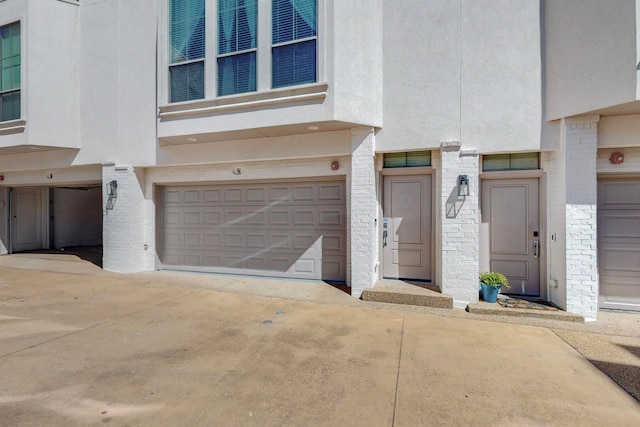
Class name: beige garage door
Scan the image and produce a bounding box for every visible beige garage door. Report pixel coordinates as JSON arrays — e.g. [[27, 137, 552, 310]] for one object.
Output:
[[598, 180, 640, 311], [159, 180, 346, 281]]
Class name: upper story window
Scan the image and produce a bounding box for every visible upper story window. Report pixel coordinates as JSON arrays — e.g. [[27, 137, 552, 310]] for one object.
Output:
[[168, 0, 318, 102], [272, 0, 317, 88], [169, 0, 206, 103], [218, 0, 257, 96], [0, 21, 20, 122]]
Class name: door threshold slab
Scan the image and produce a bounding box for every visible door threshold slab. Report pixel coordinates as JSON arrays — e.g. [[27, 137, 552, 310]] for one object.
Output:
[[466, 301, 584, 323], [363, 280, 453, 309]]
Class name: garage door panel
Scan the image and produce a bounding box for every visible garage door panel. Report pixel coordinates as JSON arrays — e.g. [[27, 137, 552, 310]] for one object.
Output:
[[294, 210, 315, 225], [600, 213, 640, 238], [598, 180, 640, 311], [204, 189, 222, 202], [600, 182, 640, 206], [204, 233, 221, 247], [600, 243, 640, 275], [224, 188, 243, 202], [184, 190, 202, 203], [319, 208, 345, 226], [160, 181, 346, 281], [293, 185, 315, 201], [319, 183, 343, 201], [204, 211, 222, 225]]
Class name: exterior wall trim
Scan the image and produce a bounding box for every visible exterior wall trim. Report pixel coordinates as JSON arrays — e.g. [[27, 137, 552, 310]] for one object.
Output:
[[565, 114, 600, 124], [159, 83, 329, 120], [0, 119, 26, 135]]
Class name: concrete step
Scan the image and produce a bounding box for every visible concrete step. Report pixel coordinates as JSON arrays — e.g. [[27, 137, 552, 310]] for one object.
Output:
[[362, 280, 454, 309], [466, 300, 585, 323]]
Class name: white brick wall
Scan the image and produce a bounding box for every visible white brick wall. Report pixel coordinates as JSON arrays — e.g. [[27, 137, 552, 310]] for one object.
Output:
[[564, 117, 599, 320], [542, 148, 567, 310], [439, 143, 480, 307], [102, 164, 148, 273], [349, 128, 377, 297]]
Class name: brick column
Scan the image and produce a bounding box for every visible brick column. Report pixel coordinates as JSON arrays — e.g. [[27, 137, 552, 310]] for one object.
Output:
[[439, 142, 480, 307], [102, 163, 148, 273], [564, 116, 599, 320], [349, 127, 377, 298]]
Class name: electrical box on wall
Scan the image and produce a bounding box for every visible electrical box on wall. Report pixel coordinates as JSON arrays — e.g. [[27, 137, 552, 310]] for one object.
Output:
[[609, 152, 624, 165]]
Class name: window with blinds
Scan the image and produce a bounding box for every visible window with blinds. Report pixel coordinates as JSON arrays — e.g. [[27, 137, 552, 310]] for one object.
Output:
[[169, 0, 205, 102], [482, 153, 540, 171], [383, 151, 432, 168], [272, 0, 316, 88], [218, 0, 257, 96], [0, 21, 20, 122]]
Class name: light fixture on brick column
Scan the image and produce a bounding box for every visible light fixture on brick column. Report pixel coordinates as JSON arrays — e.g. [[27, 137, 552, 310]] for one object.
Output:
[[458, 175, 469, 197]]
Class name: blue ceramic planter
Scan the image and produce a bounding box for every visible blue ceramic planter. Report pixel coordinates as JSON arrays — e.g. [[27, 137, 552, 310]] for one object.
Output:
[[480, 282, 501, 303]]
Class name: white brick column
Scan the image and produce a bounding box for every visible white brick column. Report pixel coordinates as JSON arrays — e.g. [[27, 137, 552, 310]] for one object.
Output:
[[564, 116, 599, 320], [102, 163, 148, 273], [349, 127, 377, 298], [439, 142, 480, 307]]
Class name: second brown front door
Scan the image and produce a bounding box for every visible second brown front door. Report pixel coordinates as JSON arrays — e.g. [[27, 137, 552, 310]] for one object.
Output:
[[481, 178, 540, 296], [382, 174, 432, 280]]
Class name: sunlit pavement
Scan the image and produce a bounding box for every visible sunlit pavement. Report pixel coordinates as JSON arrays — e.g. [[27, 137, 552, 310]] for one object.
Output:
[[0, 255, 638, 426]]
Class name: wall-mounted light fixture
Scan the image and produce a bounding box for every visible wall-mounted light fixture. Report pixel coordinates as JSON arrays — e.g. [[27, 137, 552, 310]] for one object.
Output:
[[107, 180, 118, 197], [458, 175, 469, 197]]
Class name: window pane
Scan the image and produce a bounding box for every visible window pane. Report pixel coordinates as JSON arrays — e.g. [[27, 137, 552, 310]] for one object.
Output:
[[218, 51, 256, 96], [482, 154, 510, 171], [511, 152, 539, 170], [218, 0, 257, 55], [383, 153, 407, 168], [170, 0, 205, 63], [0, 22, 21, 92], [272, 0, 294, 44], [384, 151, 432, 168], [483, 153, 539, 171], [0, 90, 20, 122], [170, 61, 204, 102], [272, 39, 316, 88], [272, 0, 316, 44]]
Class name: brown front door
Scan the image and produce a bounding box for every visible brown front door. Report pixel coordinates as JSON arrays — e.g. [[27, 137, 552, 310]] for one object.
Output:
[[481, 178, 540, 296], [382, 175, 432, 280]]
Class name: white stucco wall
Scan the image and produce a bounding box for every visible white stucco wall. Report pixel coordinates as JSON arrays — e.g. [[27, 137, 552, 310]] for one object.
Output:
[[377, 0, 548, 153], [598, 115, 640, 148], [0, 0, 80, 151], [377, 0, 461, 151], [461, 0, 545, 152], [78, 0, 158, 166], [545, 0, 638, 120]]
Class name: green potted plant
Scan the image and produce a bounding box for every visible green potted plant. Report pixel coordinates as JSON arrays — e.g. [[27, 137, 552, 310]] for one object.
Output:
[[479, 272, 510, 303]]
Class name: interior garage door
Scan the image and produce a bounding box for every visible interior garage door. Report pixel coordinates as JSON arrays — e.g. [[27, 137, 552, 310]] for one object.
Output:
[[159, 180, 346, 281], [598, 180, 640, 311]]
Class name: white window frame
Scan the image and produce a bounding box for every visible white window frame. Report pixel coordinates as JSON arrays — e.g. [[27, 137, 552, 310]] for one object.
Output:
[[0, 19, 22, 123], [160, 0, 325, 112]]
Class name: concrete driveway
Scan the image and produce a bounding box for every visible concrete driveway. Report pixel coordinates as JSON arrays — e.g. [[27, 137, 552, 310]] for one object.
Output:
[[0, 255, 639, 426]]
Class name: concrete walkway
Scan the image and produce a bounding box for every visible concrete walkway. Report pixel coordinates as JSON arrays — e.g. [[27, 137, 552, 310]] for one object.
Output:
[[0, 254, 638, 426]]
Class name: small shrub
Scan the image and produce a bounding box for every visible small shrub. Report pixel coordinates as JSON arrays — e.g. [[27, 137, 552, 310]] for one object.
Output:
[[479, 272, 510, 289]]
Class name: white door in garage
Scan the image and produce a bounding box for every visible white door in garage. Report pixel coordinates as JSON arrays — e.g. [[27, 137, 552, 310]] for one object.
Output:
[[598, 180, 640, 311], [159, 180, 347, 281]]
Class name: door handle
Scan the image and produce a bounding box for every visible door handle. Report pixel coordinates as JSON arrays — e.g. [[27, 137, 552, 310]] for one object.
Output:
[[533, 240, 539, 258], [383, 230, 388, 247]]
